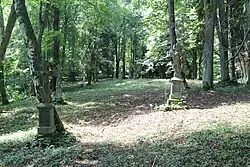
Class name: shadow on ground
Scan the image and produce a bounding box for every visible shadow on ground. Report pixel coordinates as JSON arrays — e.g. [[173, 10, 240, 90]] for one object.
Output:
[[0, 79, 167, 135], [59, 80, 166, 126], [186, 85, 250, 109]]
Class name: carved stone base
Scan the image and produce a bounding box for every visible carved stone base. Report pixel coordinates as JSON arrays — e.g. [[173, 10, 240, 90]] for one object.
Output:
[[38, 126, 56, 134], [167, 77, 185, 106], [37, 103, 56, 134]]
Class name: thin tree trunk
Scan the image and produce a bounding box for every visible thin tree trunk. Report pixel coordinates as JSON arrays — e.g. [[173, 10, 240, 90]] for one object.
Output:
[[241, 55, 247, 79], [52, 6, 65, 104], [198, 53, 203, 80], [218, 0, 230, 82], [121, 21, 126, 79], [203, 0, 217, 90], [168, 0, 176, 51], [228, 0, 236, 81], [62, 3, 68, 70], [69, 33, 76, 82], [115, 35, 120, 79], [0, 2, 16, 105], [192, 49, 197, 79], [245, 0, 250, 83], [37, 1, 48, 48], [0, 1, 6, 105], [131, 34, 137, 78], [14, 0, 64, 133], [86, 46, 92, 86]]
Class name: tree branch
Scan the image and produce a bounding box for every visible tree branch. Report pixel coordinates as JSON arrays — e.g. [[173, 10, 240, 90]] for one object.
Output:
[[226, 28, 250, 63]]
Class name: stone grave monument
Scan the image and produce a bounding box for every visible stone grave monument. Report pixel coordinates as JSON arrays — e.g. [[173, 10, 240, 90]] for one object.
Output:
[[37, 103, 56, 134], [37, 68, 56, 134], [167, 42, 184, 105]]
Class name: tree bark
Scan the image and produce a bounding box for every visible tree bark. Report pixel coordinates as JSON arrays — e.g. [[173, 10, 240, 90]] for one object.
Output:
[[168, 0, 176, 51], [14, 0, 64, 132], [198, 53, 203, 80], [228, 0, 237, 81], [0, 2, 17, 105], [121, 20, 126, 79], [245, 0, 250, 83], [218, 0, 230, 82], [68, 32, 76, 82], [52, 6, 65, 104], [115, 35, 120, 79], [61, 3, 69, 81], [192, 49, 197, 79], [203, 0, 217, 90]]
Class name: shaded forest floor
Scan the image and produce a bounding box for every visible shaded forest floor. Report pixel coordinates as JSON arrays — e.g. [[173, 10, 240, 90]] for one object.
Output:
[[0, 79, 250, 167]]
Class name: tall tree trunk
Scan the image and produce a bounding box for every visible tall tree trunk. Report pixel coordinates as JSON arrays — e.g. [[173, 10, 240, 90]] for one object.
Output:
[[121, 21, 126, 79], [130, 35, 136, 78], [168, 0, 176, 51], [115, 35, 120, 79], [228, 0, 236, 81], [62, 3, 68, 70], [14, 0, 64, 133], [192, 49, 197, 79], [0, 2, 17, 105], [203, 0, 217, 90], [52, 6, 65, 104], [245, 0, 250, 84], [198, 53, 203, 80], [218, 0, 230, 82], [86, 46, 92, 86], [69, 32, 76, 82]]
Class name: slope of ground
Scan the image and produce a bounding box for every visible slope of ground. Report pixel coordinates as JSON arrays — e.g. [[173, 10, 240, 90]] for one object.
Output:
[[0, 79, 249, 167]]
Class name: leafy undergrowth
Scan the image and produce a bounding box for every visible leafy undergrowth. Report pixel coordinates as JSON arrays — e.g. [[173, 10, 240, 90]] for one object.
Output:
[[0, 131, 82, 167], [71, 124, 250, 167], [0, 79, 250, 166]]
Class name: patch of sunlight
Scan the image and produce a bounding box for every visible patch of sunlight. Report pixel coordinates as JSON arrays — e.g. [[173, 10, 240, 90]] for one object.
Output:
[[114, 79, 168, 87], [0, 111, 12, 118], [67, 103, 250, 146], [114, 80, 142, 88], [0, 107, 32, 119], [152, 79, 168, 82], [0, 128, 36, 143], [115, 82, 127, 86], [67, 101, 115, 108]]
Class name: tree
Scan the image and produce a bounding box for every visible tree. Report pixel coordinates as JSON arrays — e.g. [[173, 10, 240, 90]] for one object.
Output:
[[52, 5, 65, 104], [245, 0, 250, 83], [203, 0, 217, 90], [14, 0, 64, 133], [0, 1, 17, 105], [121, 17, 126, 79], [168, 0, 176, 51], [228, 0, 237, 81], [217, 0, 229, 82]]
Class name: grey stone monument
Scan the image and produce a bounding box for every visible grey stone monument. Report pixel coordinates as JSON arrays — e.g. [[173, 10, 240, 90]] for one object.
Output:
[[167, 77, 183, 105], [167, 42, 184, 105], [37, 103, 56, 134]]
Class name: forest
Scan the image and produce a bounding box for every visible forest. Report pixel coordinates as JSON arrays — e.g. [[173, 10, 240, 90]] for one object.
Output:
[[0, 0, 250, 166]]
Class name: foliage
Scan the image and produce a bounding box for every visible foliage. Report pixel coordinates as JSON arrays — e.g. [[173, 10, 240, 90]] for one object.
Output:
[[0, 131, 83, 167]]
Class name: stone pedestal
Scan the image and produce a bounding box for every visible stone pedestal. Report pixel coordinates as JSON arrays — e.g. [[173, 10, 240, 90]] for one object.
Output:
[[167, 77, 184, 105], [37, 103, 56, 134]]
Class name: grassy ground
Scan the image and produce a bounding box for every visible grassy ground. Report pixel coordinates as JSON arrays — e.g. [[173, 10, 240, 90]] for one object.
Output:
[[0, 79, 249, 167]]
